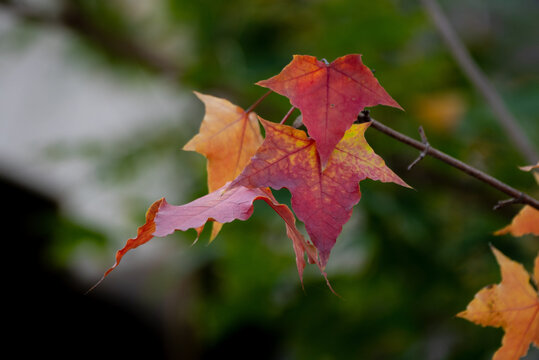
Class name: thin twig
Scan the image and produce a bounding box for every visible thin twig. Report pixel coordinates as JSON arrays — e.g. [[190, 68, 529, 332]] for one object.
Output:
[[407, 126, 430, 170], [421, 0, 538, 164], [280, 106, 296, 125], [245, 90, 272, 114], [366, 116, 539, 211], [493, 194, 524, 211]]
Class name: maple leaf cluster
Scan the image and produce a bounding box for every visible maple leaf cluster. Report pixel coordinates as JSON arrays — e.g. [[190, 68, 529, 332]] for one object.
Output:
[[93, 54, 538, 360], [96, 54, 408, 288]]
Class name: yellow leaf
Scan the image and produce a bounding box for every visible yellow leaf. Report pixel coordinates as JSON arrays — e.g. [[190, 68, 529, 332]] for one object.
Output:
[[458, 246, 539, 360], [184, 92, 263, 240]]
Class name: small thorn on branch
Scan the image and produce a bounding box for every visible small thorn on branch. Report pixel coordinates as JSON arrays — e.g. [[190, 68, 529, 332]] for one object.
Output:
[[493, 193, 525, 210], [407, 126, 430, 170]]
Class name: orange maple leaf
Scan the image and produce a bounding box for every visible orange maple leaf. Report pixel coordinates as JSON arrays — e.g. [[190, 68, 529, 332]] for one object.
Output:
[[495, 163, 539, 237], [495, 206, 539, 236], [457, 246, 539, 360], [183, 92, 263, 240]]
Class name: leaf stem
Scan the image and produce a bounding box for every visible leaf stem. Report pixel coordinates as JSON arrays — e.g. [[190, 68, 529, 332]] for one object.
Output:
[[245, 90, 273, 114], [366, 117, 539, 211], [280, 106, 296, 125]]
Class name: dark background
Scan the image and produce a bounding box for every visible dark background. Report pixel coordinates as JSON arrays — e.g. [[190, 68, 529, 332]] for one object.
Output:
[[2, 0, 538, 359]]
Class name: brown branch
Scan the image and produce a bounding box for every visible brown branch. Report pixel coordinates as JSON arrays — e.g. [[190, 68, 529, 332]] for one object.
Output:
[[292, 110, 539, 210], [366, 116, 539, 211], [421, 0, 538, 164]]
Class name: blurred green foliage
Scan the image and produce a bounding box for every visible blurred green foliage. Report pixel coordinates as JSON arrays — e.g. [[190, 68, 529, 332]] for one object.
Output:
[[15, 0, 539, 358]]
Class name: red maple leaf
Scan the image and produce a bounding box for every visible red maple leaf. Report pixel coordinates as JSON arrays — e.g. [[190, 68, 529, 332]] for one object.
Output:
[[233, 119, 410, 266], [257, 54, 402, 166]]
